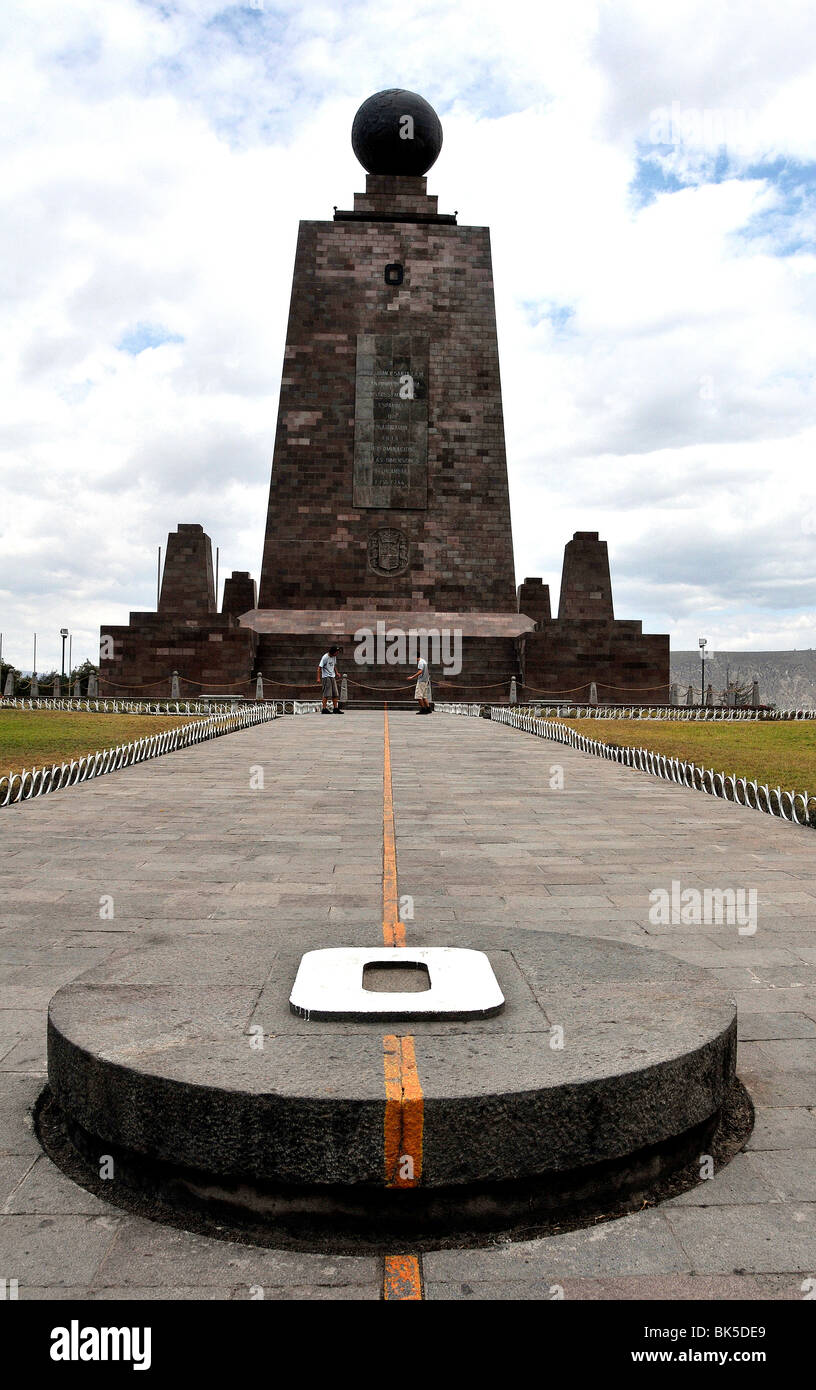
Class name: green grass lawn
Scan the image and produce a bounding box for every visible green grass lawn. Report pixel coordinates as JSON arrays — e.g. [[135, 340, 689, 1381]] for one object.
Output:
[[0, 710, 203, 779], [563, 719, 816, 798]]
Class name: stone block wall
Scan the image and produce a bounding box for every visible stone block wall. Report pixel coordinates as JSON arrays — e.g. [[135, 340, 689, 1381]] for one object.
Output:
[[517, 577, 551, 628], [98, 175, 670, 704], [222, 571, 257, 619], [517, 533, 668, 700], [558, 531, 614, 621], [99, 615, 257, 699], [99, 529, 259, 696], [254, 631, 519, 702], [522, 621, 669, 702], [257, 179, 517, 613], [159, 524, 215, 616]]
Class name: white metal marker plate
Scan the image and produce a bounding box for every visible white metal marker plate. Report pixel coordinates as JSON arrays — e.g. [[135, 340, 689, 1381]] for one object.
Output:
[[289, 947, 505, 1021]]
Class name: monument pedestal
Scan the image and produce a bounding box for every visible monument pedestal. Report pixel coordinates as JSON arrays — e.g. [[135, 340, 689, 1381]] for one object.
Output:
[[44, 930, 741, 1246]]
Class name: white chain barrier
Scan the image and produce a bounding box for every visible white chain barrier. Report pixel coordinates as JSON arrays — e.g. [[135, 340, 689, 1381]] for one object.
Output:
[[0, 702, 279, 808], [437, 704, 816, 829], [0, 697, 256, 715], [506, 704, 813, 722]]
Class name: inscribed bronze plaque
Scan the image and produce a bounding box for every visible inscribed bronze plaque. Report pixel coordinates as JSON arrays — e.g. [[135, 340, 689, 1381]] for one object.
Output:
[[353, 333, 428, 510]]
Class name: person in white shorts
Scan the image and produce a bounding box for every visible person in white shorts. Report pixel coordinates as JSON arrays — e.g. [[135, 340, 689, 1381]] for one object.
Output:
[[317, 646, 344, 714], [414, 654, 432, 713]]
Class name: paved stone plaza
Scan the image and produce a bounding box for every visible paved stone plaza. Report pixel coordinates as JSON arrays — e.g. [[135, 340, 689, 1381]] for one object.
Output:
[[1, 712, 815, 1299]]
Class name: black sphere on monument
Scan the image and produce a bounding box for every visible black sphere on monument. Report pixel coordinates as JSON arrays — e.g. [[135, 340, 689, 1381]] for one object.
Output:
[[351, 88, 443, 176]]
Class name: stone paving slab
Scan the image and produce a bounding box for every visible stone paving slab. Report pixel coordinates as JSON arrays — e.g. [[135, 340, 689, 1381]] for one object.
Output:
[[89, 1219, 378, 1291], [1, 710, 815, 1298], [425, 1273, 806, 1300]]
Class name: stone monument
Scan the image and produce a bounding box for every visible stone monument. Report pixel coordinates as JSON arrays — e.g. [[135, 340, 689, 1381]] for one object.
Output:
[[99, 90, 668, 703]]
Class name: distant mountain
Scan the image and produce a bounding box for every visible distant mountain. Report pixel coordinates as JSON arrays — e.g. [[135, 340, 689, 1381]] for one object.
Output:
[[671, 651, 816, 709]]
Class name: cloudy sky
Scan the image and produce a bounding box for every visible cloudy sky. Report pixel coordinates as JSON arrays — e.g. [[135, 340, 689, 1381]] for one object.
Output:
[[1, 0, 815, 671]]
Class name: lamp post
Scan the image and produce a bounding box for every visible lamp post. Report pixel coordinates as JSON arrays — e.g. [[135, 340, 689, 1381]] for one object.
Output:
[[699, 637, 707, 706], [60, 628, 68, 679]]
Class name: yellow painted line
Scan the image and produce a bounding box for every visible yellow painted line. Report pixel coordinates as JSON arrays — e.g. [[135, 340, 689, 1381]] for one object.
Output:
[[382, 705, 406, 948], [383, 1033, 424, 1187], [382, 707, 424, 1298], [383, 1253, 423, 1301], [381, 707, 423, 1188]]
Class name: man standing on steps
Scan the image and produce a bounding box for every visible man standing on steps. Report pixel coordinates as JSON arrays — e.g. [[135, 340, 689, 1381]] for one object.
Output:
[[318, 645, 344, 714], [414, 653, 433, 714]]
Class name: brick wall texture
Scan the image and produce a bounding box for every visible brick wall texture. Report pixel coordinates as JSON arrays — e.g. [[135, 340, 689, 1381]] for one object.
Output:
[[258, 176, 517, 613], [558, 531, 614, 620], [158, 524, 215, 615]]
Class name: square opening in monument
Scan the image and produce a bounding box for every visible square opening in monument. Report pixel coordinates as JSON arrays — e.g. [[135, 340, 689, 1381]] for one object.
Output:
[[363, 960, 431, 993]]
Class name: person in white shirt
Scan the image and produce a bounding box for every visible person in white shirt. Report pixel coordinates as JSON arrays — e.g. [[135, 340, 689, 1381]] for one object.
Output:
[[414, 654, 432, 713], [317, 646, 344, 714]]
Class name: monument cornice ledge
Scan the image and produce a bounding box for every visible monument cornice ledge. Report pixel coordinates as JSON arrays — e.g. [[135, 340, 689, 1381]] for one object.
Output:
[[332, 210, 458, 225], [240, 609, 536, 638]]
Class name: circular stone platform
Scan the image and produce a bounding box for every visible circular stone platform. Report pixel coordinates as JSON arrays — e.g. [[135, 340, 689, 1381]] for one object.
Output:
[[44, 929, 738, 1239]]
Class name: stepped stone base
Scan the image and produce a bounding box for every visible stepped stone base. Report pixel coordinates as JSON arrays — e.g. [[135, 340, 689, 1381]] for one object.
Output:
[[100, 605, 531, 700], [521, 621, 670, 703], [99, 612, 258, 699], [99, 589, 669, 703]]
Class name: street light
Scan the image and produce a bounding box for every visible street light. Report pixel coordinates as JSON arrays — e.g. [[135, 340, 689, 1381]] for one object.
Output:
[[60, 629, 69, 679], [699, 637, 707, 705]]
